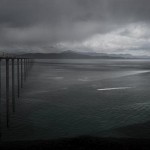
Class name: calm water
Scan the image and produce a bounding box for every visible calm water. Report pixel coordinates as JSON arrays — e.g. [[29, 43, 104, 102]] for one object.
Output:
[[2, 59, 150, 140]]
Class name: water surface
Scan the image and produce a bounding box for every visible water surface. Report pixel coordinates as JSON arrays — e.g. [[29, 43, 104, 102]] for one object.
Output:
[[2, 59, 150, 140]]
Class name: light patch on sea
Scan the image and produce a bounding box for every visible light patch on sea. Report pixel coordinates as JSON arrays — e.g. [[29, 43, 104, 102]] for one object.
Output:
[[46, 76, 64, 80], [78, 70, 150, 83], [97, 87, 132, 91], [78, 77, 89, 82]]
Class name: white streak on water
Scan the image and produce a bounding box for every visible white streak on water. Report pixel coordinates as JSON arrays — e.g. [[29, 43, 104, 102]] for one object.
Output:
[[78, 77, 89, 82], [54, 77, 64, 80], [48, 77, 64, 80], [97, 87, 132, 91], [130, 70, 150, 75]]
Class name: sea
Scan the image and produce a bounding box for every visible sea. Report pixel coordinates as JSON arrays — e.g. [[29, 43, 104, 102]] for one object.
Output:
[[2, 59, 150, 140]]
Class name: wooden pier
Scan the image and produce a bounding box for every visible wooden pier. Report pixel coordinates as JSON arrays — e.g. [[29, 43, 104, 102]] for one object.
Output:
[[0, 55, 34, 138]]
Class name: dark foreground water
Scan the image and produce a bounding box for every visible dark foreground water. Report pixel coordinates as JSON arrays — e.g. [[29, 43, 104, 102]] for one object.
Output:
[[2, 59, 150, 141]]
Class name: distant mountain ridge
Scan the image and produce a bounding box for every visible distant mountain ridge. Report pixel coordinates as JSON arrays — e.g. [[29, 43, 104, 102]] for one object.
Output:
[[19, 50, 150, 59]]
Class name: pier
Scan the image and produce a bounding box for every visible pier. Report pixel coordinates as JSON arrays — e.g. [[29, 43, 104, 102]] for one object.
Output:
[[0, 55, 34, 138]]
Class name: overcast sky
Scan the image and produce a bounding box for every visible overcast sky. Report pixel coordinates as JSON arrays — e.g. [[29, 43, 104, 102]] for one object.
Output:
[[1, 0, 150, 55]]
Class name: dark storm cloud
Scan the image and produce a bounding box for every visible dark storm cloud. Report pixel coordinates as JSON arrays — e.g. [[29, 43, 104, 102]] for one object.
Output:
[[1, 0, 150, 26], [0, 0, 150, 54]]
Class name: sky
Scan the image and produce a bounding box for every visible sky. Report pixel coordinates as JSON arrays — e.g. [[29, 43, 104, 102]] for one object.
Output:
[[1, 0, 150, 55]]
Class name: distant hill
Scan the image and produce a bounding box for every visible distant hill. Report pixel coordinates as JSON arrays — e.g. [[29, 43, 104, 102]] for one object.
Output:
[[19, 50, 149, 59]]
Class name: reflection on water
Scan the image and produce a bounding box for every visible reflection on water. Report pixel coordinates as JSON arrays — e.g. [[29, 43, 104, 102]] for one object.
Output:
[[2, 59, 150, 140], [97, 87, 132, 91]]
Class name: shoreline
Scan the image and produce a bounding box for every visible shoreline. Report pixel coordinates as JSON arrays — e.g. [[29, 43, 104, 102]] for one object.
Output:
[[1, 136, 150, 150]]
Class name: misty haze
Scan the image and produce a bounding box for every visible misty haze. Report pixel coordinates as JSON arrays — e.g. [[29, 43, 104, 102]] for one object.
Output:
[[1, 0, 150, 149]]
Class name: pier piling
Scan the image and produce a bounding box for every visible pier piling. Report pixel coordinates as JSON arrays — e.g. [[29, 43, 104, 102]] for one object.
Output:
[[0, 55, 34, 132], [24, 59, 26, 81], [17, 59, 20, 98], [12, 59, 15, 112], [6, 58, 10, 128], [21, 59, 23, 88], [0, 59, 1, 137]]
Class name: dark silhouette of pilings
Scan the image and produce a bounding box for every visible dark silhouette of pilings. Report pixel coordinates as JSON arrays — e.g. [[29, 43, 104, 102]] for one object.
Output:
[[0, 59, 1, 138], [12, 59, 15, 112], [17, 59, 20, 98], [0, 57, 33, 133], [21, 59, 23, 88], [6, 58, 9, 128], [24, 59, 26, 81]]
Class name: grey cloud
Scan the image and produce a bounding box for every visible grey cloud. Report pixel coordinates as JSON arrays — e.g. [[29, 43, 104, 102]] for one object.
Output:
[[1, 0, 150, 27], [0, 0, 150, 53]]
